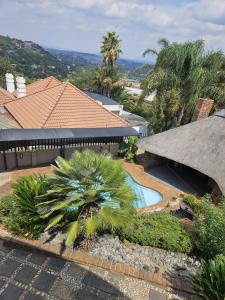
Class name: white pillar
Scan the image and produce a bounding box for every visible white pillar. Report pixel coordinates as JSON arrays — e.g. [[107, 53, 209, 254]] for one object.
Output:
[[5, 73, 15, 93], [16, 76, 26, 98]]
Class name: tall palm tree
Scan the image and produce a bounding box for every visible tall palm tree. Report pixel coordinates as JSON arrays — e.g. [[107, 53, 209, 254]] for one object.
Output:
[[101, 32, 123, 69], [142, 39, 225, 125], [36, 150, 135, 246]]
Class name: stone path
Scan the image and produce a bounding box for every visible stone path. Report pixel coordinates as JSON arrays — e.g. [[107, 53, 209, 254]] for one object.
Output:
[[0, 239, 191, 300]]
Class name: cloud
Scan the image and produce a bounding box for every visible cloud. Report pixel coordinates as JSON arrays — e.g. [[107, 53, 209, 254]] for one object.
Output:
[[0, 0, 225, 59]]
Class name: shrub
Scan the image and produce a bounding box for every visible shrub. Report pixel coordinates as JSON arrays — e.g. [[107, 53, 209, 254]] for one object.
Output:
[[0, 194, 16, 223], [118, 136, 138, 162], [193, 196, 225, 259], [36, 150, 136, 246], [115, 212, 192, 253], [191, 255, 225, 300], [6, 174, 49, 239]]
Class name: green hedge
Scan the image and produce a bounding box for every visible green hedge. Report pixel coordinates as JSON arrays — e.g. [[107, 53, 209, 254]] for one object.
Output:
[[116, 212, 192, 253]]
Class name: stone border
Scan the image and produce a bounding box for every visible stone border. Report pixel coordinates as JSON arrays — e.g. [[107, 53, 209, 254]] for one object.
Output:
[[0, 228, 192, 294]]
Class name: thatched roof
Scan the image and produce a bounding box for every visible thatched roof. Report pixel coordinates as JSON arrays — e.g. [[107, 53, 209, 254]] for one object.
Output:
[[138, 110, 225, 194]]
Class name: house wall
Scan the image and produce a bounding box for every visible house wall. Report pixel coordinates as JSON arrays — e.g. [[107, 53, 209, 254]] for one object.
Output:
[[136, 149, 166, 168], [0, 143, 120, 172]]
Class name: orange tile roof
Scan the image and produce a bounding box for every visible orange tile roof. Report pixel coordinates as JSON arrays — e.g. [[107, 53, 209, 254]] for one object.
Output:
[[13, 76, 61, 97], [5, 82, 128, 129], [0, 87, 15, 105]]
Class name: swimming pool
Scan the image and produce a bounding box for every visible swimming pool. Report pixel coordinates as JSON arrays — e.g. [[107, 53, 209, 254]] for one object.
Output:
[[126, 174, 163, 208]]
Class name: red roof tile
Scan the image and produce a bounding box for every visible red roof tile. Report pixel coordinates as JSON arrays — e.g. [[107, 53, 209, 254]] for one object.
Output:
[[0, 87, 15, 105], [13, 76, 61, 97], [5, 82, 128, 129]]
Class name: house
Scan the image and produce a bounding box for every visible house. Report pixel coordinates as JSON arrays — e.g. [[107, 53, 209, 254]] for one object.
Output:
[[137, 99, 224, 201], [0, 74, 137, 171], [85, 92, 149, 137]]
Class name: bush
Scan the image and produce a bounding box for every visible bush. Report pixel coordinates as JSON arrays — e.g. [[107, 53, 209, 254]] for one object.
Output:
[[191, 255, 225, 300], [193, 196, 225, 259], [115, 212, 192, 253], [0, 194, 16, 223], [118, 136, 138, 162], [6, 174, 49, 239]]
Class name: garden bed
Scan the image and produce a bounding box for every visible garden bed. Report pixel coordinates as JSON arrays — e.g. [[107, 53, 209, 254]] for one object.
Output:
[[90, 235, 200, 281]]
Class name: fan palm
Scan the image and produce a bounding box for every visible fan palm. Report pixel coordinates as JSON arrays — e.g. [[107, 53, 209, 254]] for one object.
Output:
[[36, 150, 136, 246], [101, 32, 122, 69], [142, 39, 225, 124]]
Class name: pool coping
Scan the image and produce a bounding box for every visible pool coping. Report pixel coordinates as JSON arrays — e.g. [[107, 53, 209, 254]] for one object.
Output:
[[123, 162, 182, 213], [0, 228, 193, 294]]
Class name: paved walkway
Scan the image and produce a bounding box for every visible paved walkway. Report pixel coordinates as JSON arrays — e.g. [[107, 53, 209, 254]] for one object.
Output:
[[0, 239, 189, 300]]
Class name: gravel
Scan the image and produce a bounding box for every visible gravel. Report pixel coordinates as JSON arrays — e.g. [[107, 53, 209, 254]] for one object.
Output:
[[89, 235, 200, 281]]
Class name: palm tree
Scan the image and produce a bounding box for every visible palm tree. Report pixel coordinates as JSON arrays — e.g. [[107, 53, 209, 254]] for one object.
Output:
[[93, 67, 123, 97], [142, 39, 225, 125], [101, 32, 123, 69], [36, 150, 136, 246]]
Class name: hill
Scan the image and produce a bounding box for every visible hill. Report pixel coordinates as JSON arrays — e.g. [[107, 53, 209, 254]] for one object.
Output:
[[0, 35, 68, 78], [47, 48, 144, 72]]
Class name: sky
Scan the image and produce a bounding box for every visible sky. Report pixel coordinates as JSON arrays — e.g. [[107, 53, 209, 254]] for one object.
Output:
[[0, 0, 225, 60]]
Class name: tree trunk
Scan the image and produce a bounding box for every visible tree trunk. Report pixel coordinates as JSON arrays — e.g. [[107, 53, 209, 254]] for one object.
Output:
[[177, 105, 185, 125]]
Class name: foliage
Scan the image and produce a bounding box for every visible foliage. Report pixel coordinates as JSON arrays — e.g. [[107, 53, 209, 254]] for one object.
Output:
[[0, 194, 16, 223], [36, 150, 136, 246], [142, 39, 225, 129], [118, 136, 138, 161], [6, 175, 49, 239], [67, 66, 97, 90], [191, 255, 225, 300], [183, 194, 202, 211], [0, 56, 14, 88], [101, 32, 122, 69], [115, 212, 192, 253], [192, 195, 225, 259]]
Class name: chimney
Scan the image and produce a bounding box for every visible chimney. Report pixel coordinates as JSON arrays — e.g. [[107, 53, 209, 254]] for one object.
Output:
[[16, 76, 26, 98], [191, 98, 214, 122], [5, 73, 15, 93]]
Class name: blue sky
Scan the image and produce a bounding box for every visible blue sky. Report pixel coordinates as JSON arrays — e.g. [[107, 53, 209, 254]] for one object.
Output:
[[0, 0, 225, 60]]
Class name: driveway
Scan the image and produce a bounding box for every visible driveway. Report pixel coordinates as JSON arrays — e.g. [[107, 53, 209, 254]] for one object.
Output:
[[0, 239, 189, 300]]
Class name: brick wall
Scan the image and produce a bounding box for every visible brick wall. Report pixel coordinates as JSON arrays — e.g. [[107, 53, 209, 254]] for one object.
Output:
[[191, 98, 214, 122], [136, 149, 166, 168]]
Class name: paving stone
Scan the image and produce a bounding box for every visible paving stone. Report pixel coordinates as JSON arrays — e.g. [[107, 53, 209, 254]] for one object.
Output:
[[0, 279, 5, 288], [0, 283, 24, 300], [23, 292, 44, 300], [0, 259, 21, 277], [0, 240, 14, 254], [46, 256, 66, 272], [50, 279, 73, 299], [66, 263, 87, 278], [33, 271, 57, 292], [28, 252, 47, 266], [149, 289, 168, 300], [76, 288, 104, 300], [84, 273, 121, 296], [13, 246, 30, 259], [14, 265, 38, 284]]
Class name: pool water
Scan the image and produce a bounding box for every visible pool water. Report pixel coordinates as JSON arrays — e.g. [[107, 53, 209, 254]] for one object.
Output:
[[126, 174, 163, 208]]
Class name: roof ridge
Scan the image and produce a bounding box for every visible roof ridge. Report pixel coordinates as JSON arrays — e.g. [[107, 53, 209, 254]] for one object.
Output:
[[4, 82, 65, 106], [67, 82, 129, 127], [41, 82, 68, 128]]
